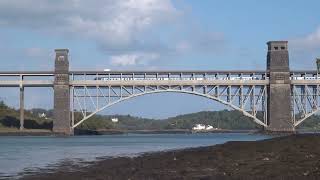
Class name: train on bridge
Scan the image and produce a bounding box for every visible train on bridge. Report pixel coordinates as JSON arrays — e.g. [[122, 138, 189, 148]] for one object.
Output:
[[94, 76, 261, 81], [94, 76, 320, 81]]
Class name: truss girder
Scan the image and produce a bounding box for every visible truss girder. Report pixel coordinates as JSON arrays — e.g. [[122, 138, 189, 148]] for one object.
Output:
[[292, 85, 320, 127], [71, 85, 268, 129]]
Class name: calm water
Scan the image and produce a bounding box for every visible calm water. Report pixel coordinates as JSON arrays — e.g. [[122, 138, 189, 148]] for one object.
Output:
[[0, 133, 270, 179]]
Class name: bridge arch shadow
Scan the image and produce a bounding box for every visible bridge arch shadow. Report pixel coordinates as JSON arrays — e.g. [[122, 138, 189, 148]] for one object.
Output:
[[72, 89, 267, 129]]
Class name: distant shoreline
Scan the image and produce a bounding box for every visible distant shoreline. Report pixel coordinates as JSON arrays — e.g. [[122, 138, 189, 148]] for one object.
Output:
[[0, 129, 53, 136], [75, 129, 259, 135], [0, 128, 259, 136], [1, 128, 317, 136]]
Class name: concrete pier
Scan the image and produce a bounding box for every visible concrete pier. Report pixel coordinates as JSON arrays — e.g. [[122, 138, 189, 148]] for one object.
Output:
[[266, 41, 294, 132], [53, 49, 72, 135], [19, 86, 24, 130]]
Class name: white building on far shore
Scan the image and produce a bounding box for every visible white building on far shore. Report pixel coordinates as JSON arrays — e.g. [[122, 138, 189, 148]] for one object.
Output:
[[38, 113, 48, 119], [192, 124, 217, 131], [111, 118, 118, 123]]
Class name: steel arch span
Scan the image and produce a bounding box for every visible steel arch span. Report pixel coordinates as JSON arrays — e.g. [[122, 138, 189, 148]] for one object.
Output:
[[292, 84, 320, 127], [71, 84, 268, 129]]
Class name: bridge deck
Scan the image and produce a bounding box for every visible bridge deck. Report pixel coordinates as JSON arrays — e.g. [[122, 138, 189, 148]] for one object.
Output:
[[0, 70, 319, 87], [290, 80, 320, 85], [0, 70, 318, 75], [71, 80, 269, 86], [0, 80, 270, 87], [1, 80, 320, 87], [0, 80, 54, 87]]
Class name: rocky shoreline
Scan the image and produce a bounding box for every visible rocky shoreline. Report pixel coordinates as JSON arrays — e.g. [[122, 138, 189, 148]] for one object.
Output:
[[20, 134, 320, 180]]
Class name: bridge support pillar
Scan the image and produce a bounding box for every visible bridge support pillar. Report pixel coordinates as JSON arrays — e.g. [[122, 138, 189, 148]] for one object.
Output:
[[19, 86, 24, 130], [266, 41, 295, 132], [53, 49, 73, 135]]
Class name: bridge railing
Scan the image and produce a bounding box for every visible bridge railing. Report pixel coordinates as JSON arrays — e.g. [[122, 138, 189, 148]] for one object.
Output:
[[70, 71, 269, 82]]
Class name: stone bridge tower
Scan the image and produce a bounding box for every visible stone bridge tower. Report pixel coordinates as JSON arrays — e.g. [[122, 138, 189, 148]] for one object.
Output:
[[266, 41, 294, 132], [53, 49, 72, 135]]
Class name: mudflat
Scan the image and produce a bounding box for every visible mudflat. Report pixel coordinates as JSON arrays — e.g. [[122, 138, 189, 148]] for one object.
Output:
[[21, 134, 320, 180]]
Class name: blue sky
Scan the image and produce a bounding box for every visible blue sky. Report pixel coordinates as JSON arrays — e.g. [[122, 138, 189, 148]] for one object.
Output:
[[0, 0, 320, 118]]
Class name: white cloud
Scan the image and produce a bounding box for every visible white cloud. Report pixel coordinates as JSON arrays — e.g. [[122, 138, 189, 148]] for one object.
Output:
[[0, 0, 225, 68], [175, 31, 225, 54], [110, 54, 139, 66], [176, 41, 192, 53], [110, 52, 159, 66], [291, 27, 320, 51], [0, 0, 178, 51], [25, 48, 49, 58], [289, 27, 320, 69]]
